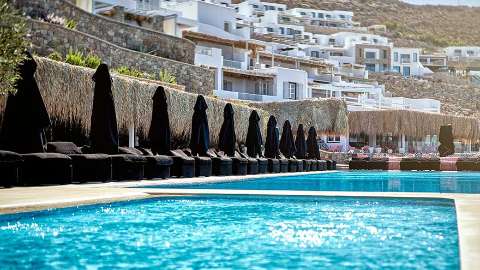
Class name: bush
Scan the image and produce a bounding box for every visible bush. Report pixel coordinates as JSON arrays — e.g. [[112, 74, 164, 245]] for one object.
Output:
[[65, 50, 85, 67], [113, 66, 154, 80], [159, 69, 177, 84], [84, 53, 101, 69], [64, 19, 77, 30], [48, 51, 63, 62], [0, 0, 30, 94]]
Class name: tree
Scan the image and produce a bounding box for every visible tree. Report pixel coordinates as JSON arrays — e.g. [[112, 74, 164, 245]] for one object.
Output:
[[0, 0, 29, 94]]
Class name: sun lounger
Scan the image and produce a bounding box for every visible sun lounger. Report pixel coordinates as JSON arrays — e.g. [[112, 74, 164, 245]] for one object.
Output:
[[303, 160, 312, 171], [0, 150, 23, 187], [183, 149, 212, 177], [207, 149, 233, 176], [20, 153, 73, 185], [349, 159, 368, 170], [47, 142, 112, 183], [279, 158, 289, 173], [236, 151, 258, 175], [456, 158, 480, 171], [215, 150, 248, 175], [133, 148, 174, 179], [169, 150, 195, 178], [267, 158, 281, 173], [318, 160, 328, 171], [400, 158, 440, 171]]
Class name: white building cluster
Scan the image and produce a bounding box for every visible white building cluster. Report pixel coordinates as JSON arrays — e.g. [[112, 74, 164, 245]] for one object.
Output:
[[82, 0, 441, 112]]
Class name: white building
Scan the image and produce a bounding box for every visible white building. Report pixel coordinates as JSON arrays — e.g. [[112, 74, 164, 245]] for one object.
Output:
[[392, 48, 431, 77], [235, 0, 287, 19], [285, 8, 355, 28], [444, 46, 480, 60]]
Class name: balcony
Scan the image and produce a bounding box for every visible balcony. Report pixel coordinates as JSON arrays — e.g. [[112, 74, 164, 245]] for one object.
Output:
[[223, 59, 243, 69], [214, 90, 279, 102]]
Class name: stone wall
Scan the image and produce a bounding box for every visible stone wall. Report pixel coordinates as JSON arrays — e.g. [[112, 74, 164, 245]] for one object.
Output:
[[371, 73, 480, 118], [27, 19, 214, 95], [12, 0, 195, 64]]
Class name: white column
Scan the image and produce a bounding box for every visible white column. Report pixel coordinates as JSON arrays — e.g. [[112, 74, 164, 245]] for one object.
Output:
[[369, 134, 377, 147], [128, 123, 135, 148]]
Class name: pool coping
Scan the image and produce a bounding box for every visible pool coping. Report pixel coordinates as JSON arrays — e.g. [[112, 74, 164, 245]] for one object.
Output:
[[0, 170, 478, 270]]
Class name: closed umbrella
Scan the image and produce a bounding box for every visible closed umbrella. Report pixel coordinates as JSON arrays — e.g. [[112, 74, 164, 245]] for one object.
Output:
[[0, 52, 50, 153], [90, 63, 119, 154], [246, 110, 263, 158], [264, 115, 279, 158], [306, 126, 320, 159], [148, 86, 171, 155], [438, 125, 454, 157], [279, 120, 296, 158], [295, 124, 306, 159], [218, 103, 236, 156], [190, 95, 209, 156]]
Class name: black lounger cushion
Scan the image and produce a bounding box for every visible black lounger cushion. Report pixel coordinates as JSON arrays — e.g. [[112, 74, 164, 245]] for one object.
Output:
[[110, 154, 147, 180], [69, 154, 112, 183], [145, 155, 173, 179], [47, 142, 82, 155], [170, 150, 196, 178], [20, 153, 72, 185]]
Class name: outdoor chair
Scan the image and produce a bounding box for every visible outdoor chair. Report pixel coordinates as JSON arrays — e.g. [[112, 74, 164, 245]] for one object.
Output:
[[215, 150, 248, 175], [110, 147, 149, 181], [169, 150, 195, 178], [0, 150, 23, 187], [134, 148, 173, 179], [266, 158, 280, 173], [207, 149, 233, 176], [236, 151, 258, 175], [47, 142, 112, 183], [456, 158, 480, 171], [20, 153, 72, 185], [182, 149, 212, 177], [303, 159, 312, 171]]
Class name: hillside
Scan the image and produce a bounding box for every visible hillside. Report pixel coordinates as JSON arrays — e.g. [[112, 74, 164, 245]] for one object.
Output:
[[262, 0, 480, 49]]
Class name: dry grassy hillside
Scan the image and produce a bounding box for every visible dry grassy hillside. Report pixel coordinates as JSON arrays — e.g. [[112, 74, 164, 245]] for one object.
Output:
[[260, 0, 480, 49]]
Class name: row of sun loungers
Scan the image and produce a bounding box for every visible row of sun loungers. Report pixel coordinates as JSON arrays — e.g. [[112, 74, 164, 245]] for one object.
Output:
[[0, 142, 334, 187], [349, 156, 480, 171]]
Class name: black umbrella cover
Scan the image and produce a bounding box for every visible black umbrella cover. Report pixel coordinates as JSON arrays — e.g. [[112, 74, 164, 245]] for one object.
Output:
[[246, 110, 263, 158], [218, 103, 236, 156], [279, 120, 296, 158], [148, 86, 171, 155], [90, 63, 119, 154], [306, 126, 320, 159], [438, 125, 454, 157], [295, 124, 307, 159], [190, 95, 210, 156], [0, 52, 50, 153], [264, 115, 279, 158]]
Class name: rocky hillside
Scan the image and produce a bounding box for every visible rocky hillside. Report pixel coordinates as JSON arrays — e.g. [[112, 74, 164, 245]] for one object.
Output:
[[262, 0, 480, 49], [370, 73, 480, 117]]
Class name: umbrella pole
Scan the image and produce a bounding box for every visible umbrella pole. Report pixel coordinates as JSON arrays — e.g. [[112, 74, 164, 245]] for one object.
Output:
[[128, 122, 135, 148]]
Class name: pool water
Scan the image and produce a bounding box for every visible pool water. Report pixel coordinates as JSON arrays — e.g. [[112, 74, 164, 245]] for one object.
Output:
[[0, 196, 459, 269], [156, 171, 480, 194]]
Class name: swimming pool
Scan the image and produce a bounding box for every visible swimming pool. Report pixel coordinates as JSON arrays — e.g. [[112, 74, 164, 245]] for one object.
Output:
[[0, 196, 458, 269], [154, 171, 480, 194]]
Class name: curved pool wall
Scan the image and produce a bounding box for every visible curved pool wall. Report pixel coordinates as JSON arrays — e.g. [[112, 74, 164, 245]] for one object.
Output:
[[0, 196, 459, 269], [151, 171, 480, 194]]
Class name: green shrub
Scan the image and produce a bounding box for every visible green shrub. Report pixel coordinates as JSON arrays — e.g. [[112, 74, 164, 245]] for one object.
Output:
[[84, 53, 101, 69], [0, 0, 30, 94], [158, 69, 177, 84], [113, 66, 154, 80], [65, 50, 85, 67], [64, 19, 77, 30], [47, 51, 63, 62]]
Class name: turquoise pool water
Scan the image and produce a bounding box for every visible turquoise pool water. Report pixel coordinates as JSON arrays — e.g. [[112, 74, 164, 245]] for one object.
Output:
[[0, 196, 458, 269], [156, 171, 480, 194]]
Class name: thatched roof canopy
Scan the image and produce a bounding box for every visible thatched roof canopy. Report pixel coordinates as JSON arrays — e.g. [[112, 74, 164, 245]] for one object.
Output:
[[250, 98, 349, 135], [349, 110, 480, 140], [0, 57, 269, 146]]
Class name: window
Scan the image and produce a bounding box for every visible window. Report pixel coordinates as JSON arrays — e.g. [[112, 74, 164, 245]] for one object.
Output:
[[339, 15, 345, 19], [223, 80, 233, 91], [266, 27, 274, 33], [278, 7, 283, 11], [393, 66, 401, 73], [394, 52, 399, 62], [373, 38, 378, 43], [361, 36, 367, 41], [295, 30, 302, 35], [365, 51, 376, 59], [366, 64, 376, 72], [224, 22, 229, 32], [400, 54, 411, 63], [467, 50, 475, 56], [287, 28, 294, 35], [300, 12, 306, 15], [318, 13, 324, 18], [288, 82, 297, 100], [331, 52, 343, 56], [327, 135, 341, 143], [311, 51, 320, 58], [403, 66, 411, 77], [328, 38, 335, 45], [413, 53, 418, 62], [252, 4, 258, 8], [279, 27, 285, 34], [326, 14, 332, 18], [383, 50, 388, 59], [454, 49, 462, 56], [261, 82, 270, 95], [311, 12, 316, 18]]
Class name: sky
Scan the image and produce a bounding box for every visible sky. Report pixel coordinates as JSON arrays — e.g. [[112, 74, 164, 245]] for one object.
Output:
[[401, 0, 480, 6]]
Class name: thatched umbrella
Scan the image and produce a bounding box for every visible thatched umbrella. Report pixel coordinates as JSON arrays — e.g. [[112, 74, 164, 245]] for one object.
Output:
[[279, 120, 296, 158], [245, 110, 263, 158], [295, 124, 306, 159], [264, 115, 279, 158], [306, 126, 320, 159], [438, 125, 454, 157], [218, 103, 236, 156], [90, 63, 119, 154], [148, 86, 171, 155], [190, 95, 209, 156], [0, 52, 50, 153]]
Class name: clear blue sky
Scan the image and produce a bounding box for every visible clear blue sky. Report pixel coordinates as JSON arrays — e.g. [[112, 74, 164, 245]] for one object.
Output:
[[401, 0, 480, 6]]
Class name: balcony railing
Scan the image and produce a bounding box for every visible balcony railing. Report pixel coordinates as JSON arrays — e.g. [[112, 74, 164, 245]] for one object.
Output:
[[223, 59, 243, 69]]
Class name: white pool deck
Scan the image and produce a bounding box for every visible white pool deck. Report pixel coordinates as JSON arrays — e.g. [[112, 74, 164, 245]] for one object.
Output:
[[0, 170, 479, 270]]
